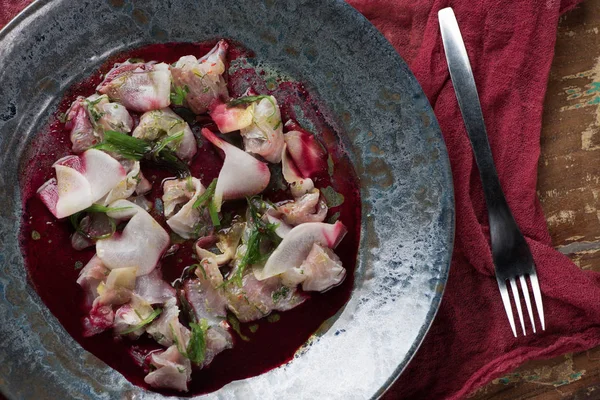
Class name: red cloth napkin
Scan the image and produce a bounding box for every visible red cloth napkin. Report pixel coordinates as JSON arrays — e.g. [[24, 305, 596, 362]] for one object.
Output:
[[346, 0, 600, 399], [1, 1, 596, 399]]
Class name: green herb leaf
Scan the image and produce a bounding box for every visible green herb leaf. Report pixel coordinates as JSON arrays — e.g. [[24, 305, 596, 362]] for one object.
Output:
[[121, 307, 162, 334], [208, 201, 220, 227], [92, 130, 151, 160], [170, 85, 189, 106], [227, 313, 250, 342], [192, 179, 217, 209], [84, 204, 133, 213], [272, 286, 290, 303], [186, 319, 208, 364], [153, 131, 184, 155], [229, 196, 281, 286], [249, 324, 259, 333]]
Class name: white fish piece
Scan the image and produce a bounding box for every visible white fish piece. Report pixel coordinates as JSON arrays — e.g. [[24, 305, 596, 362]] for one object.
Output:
[[134, 268, 176, 304], [276, 188, 327, 226], [284, 243, 346, 292], [133, 108, 197, 161], [162, 177, 206, 239], [76, 255, 110, 308], [113, 294, 155, 338], [171, 40, 229, 114], [225, 271, 307, 323], [240, 96, 285, 163], [183, 258, 227, 326], [144, 345, 192, 392], [147, 298, 190, 348], [101, 161, 147, 205], [98, 62, 172, 112], [65, 94, 133, 153]]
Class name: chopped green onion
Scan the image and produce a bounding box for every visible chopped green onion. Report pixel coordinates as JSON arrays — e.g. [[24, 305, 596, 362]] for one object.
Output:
[[92, 130, 150, 160], [192, 179, 217, 209], [185, 319, 209, 364], [170, 85, 189, 106], [84, 204, 133, 213], [228, 196, 280, 286], [208, 201, 220, 227], [153, 131, 184, 154], [121, 307, 162, 334]]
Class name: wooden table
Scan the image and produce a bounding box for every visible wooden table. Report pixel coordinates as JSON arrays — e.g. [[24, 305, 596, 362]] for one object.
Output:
[[472, 1, 600, 399]]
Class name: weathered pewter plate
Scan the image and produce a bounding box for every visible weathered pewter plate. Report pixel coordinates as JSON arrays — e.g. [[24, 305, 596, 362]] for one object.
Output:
[[0, 0, 454, 399]]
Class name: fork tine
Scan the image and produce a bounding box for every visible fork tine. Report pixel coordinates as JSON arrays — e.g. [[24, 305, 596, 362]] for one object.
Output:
[[520, 275, 536, 333], [509, 277, 526, 336], [529, 272, 545, 331], [497, 278, 517, 337]]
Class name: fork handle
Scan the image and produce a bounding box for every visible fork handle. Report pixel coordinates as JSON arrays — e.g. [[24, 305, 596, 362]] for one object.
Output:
[[439, 10, 516, 226]]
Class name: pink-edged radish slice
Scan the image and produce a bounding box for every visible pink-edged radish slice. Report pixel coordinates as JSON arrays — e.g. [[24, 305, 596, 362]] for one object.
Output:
[[81, 149, 126, 201], [255, 220, 347, 280], [37, 149, 126, 218], [96, 200, 169, 276], [209, 99, 253, 133], [281, 143, 314, 198], [54, 165, 93, 218], [201, 128, 270, 211], [284, 119, 327, 178]]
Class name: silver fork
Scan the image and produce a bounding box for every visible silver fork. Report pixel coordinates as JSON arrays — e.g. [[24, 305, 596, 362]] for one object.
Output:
[[438, 8, 545, 336]]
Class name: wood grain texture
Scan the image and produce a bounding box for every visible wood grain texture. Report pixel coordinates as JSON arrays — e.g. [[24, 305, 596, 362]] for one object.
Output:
[[471, 1, 600, 399]]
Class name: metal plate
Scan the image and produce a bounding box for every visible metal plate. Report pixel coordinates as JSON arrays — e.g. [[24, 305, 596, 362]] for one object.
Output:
[[0, 0, 454, 398]]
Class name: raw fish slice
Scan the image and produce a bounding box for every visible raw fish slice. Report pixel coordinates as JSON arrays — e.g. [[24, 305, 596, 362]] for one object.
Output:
[[144, 345, 192, 392], [171, 40, 229, 114], [98, 62, 171, 112], [240, 96, 285, 163], [133, 108, 197, 161], [163, 177, 205, 239], [282, 243, 346, 292], [225, 271, 307, 322], [65, 97, 97, 153], [146, 298, 190, 347], [276, 189, 327, 225], [134, 268, 176, 304]]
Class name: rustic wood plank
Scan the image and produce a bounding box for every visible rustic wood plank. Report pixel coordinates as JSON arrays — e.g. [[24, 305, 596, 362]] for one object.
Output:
[[470, 1, 600, 399]]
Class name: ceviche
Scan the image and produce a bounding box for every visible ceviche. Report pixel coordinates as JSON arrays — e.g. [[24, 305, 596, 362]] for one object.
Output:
[[21, 39, 360, 395]]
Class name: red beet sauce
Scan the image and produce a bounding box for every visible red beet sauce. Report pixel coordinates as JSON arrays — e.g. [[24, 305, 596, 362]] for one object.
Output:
[[18, 41, 361, 396]]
